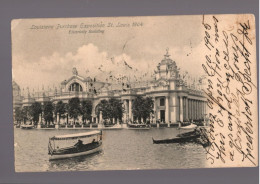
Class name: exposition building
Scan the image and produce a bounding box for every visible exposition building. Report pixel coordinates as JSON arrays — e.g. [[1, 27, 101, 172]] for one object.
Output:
[[13, 51, 207, 126]]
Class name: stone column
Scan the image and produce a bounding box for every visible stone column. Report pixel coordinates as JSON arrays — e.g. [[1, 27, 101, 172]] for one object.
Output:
[[197, 101, 199, 119], [150, 113, 153, 124], [204, 101, 206, 115], [57, 113, 60, 124], [195, 100, 197, 119], [192, 100, 195, 120], [189, 100, 192, 120], [205, 101, 208, 115], [99, 111, 103, 124], [200, 101, 202, 119], [203, 101, 205, 118], [55, 113, 60, 129], [194, 100, 197, 119], [190, 100, 192, 120], [123, 100, 127, 123], [183, 97, 185, 121], [196, 100, 199, 119], [129, 100, 133, 122], [185, 97, 189, 120], [202, 101, 205, 118], [91, 116, 94, 123], [180, 96, 183, 122], [195, 100, 197, 120], [37, 113, 42, 129], [198, 101, 200, 119], [188, 100, 190, 120], [165, 96, 169, 123], [197, 100, 200, 119], [153, 97, 157, 123], [201, 101, 203, 119]]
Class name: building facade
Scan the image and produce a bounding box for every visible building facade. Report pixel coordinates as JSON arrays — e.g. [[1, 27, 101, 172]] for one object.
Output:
[[13, 51, 207, 125]]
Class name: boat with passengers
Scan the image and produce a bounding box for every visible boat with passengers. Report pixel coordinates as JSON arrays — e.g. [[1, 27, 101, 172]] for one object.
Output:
[[48, 130, 102, 160]]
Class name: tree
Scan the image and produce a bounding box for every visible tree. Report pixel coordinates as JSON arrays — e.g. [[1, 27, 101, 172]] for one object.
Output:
[[96, 99, 111, 120], [143, 97, 154, 120], [108, 98, 124, 121], [43, 101, 54, 125], [132, 96, 144, 121], [54, 101, 66, 124], [132, 96, 154, 122], [14, 107, 23, 124], [96, 98, 124, 123], [81, 100, 92, 123], [29, 102, 42, 125], [68, 97, 81, 125]]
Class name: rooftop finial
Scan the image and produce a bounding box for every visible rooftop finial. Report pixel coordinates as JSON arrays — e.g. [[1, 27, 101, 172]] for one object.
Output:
[[164, 48, 170, 58], [72, 67, 78, 76]]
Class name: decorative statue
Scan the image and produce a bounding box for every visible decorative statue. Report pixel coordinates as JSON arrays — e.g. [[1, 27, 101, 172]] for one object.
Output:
[[72, 67, 78, 75]]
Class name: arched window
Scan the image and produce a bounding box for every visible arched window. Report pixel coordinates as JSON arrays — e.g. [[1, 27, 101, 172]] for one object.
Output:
[[69, 82, 83, 92]]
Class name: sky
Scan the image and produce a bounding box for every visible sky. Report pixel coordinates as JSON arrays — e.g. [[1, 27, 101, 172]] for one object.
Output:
[[11, 15, 205, 90]]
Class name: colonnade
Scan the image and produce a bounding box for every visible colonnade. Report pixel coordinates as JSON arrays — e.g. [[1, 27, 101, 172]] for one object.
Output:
[[186, 98, 207, 121], [49, 96, 207, 125], [120, 96, 207, 123]]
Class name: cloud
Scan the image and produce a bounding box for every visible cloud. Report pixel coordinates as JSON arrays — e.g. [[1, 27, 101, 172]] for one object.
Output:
[[12, 42, 205, 91], [12, 43, 156, 89]]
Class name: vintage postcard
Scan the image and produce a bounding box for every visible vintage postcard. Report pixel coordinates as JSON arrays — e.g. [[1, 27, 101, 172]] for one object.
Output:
[[11, 14, 258, 172]]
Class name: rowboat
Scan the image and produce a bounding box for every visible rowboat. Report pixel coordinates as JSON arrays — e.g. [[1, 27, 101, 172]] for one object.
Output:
[[127, 123, 150, 130], [179, 123, 197, 130], [20, 124, 35, 129], [48, 130, 102, 160]]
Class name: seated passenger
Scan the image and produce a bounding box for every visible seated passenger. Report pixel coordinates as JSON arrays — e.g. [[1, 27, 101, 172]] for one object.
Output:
[[74, 139, 83, 147]]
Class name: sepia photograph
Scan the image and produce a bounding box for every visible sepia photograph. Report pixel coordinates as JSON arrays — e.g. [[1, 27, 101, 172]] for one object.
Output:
[[11, 14, 258, 172]]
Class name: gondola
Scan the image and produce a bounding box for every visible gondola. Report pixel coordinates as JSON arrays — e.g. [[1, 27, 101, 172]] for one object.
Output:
[[153, 129, 200, 144], [48, 130, 102, 160], [152, 134, 200, 144]]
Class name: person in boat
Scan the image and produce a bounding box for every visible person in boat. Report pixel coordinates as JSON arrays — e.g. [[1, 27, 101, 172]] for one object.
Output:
[[91, 139, 97, 145], [74, 139, 83, 148]]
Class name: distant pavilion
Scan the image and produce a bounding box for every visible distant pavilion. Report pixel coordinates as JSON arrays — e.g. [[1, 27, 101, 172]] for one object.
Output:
[[13, 51, 207, 125]]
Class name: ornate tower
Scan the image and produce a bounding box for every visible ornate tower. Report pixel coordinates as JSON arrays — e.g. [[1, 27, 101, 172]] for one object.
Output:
[[155, 49, 180, 81]]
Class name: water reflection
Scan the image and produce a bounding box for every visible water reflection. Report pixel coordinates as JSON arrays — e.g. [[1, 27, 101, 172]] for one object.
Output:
[[48, 151, 102, 171]]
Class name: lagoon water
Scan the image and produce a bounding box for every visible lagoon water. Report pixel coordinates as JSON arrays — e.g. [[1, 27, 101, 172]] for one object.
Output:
[[14, 128, 206, 172]]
